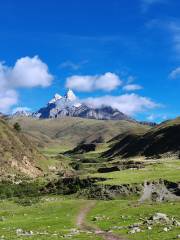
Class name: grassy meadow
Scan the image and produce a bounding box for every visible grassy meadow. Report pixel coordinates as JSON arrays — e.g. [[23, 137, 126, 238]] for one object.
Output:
[[0, 197, 101, 240], [88, 158, 180, 185], [88, 200, 180, 240], [0, 197, 179, 240]]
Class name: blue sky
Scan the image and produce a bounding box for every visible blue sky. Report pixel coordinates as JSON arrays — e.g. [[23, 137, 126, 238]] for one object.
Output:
[[0, 0, 180, 122]]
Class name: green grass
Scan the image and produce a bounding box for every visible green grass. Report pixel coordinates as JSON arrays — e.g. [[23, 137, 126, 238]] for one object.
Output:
[[87, 200, 180, 240], [0, 197, 102, 240], [9, 117, 150, 149], [88, 159, 180, 185], [41, 146, 72, 156], [36, 146, 74, 176], [0, 196, 179, 240]]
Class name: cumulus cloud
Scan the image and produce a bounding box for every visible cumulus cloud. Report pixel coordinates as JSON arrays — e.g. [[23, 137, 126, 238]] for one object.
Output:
[[0, 56, 53, 113], [123, 84, 143, 91], [11, 56, 53, 88], [82, 93, 159, 116], [169, 67, 180, 79], [66, 72, 122, 92]]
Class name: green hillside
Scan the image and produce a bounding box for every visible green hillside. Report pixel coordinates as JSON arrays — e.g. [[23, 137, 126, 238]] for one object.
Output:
[[104, 117, 180, 158], [10, 117, 150, 149], [0, 118, 46, 179]]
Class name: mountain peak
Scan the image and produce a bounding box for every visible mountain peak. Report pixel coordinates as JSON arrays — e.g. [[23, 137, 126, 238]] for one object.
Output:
[[65, 89, 76, 101], [13, 110, 31, 117], [32, 89, 132, 121], [49, 93, 62, 104]]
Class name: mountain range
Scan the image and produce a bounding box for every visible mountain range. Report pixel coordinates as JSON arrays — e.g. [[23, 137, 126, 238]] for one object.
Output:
[[13, 89, 132, 121]]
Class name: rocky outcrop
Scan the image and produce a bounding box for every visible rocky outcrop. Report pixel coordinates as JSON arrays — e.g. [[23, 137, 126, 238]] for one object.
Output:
[[140, 180, 180, 202]]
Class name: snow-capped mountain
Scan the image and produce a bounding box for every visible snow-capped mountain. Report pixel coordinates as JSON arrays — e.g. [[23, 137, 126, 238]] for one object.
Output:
[[12, 110, 32, 117], [32, 89, 132, 121], [48, 93, 62, 104]]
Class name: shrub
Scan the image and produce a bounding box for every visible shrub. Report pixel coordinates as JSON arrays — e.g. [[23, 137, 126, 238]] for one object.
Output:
[[0, 181, 41, 199], [13, 122, 21, 132], [14, 196, 41, 206]]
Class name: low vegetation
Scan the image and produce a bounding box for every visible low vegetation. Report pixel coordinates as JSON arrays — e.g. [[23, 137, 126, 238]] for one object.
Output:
[[0, 118, 46, 179], [0, 117, 179, 240], [89, 158, 180, 185], [87, 200, 180, 240], [9, 117, 150, 148], [0, 198, 101, 240]]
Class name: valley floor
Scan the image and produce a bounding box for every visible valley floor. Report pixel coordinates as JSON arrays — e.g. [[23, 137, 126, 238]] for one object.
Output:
[[0, 196, 179, 240], [0, 130, 179, 240]]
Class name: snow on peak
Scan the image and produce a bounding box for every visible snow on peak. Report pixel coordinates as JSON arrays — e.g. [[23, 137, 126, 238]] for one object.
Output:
[[13, 110, 31, 117], [65, 89, 76, 101], [74, 102, 82, 108], [49, 93, 62, 104], [54, 93, 62, 100]]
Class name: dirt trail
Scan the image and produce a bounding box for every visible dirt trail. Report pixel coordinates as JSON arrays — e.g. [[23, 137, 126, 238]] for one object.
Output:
[[76, 201, 126, 240]]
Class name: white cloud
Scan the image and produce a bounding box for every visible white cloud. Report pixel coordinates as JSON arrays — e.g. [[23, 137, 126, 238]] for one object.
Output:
[[0, 62, 11, 90], [11, 56, 53, 88], [0, 56, 53, 113], [66, 75, 94, 92], [123, 84, 143, 91], [82, 93, 159, 116], [0, 90, 18, 113], [147, 114, 168, 122], [169, 67, 180, 79], [66, 72, 122, 92]]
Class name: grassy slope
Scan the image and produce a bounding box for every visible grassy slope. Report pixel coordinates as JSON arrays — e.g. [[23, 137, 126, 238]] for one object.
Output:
[[0, 118, 46, 178], [10, 117, 150, 149], [104, 117, 180, 158]]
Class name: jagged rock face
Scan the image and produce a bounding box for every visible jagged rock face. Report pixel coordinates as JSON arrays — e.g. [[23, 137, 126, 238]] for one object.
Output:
[[76, 105, 131, 120], [32, 89, 132, 121]]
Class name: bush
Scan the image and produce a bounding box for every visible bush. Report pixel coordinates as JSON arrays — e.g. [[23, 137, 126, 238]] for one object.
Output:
[[14, 196, 41, 206], [13, 122, 21, 132], [0, 181, 41, 199]]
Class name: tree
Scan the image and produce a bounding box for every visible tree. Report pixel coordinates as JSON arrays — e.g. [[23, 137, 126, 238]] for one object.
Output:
[[13, 122, 21, 132]]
